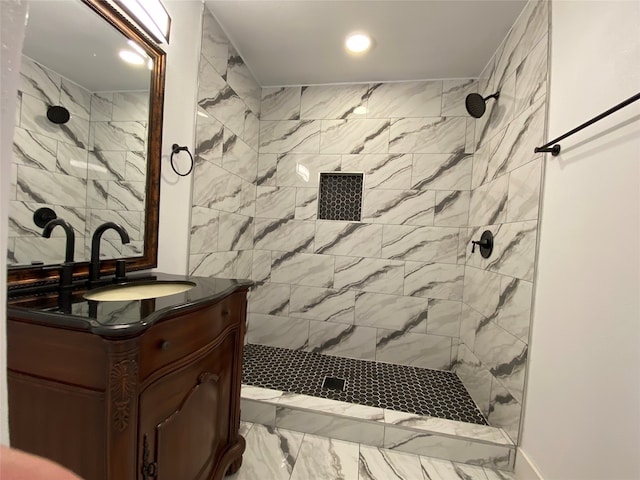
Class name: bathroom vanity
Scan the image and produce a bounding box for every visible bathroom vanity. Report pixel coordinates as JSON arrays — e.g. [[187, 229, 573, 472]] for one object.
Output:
[[6, 274, 252, 480]]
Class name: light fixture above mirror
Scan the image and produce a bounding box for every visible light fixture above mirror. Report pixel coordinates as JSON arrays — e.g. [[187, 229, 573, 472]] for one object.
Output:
[[112, 0, 171, 44]]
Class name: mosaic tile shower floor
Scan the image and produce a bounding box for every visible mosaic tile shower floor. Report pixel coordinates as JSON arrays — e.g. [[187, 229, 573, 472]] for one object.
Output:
[[242, 344, 488, 425]]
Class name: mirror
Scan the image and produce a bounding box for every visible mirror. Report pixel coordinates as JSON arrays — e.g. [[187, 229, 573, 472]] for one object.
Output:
[[8, 0, 165, 287]]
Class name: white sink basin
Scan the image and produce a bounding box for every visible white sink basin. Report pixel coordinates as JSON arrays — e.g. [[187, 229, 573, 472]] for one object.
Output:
[[83, 281, 196, 302]]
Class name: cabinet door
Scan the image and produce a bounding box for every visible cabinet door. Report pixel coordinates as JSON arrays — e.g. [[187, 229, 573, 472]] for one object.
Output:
[[138, 332, 237, 480]]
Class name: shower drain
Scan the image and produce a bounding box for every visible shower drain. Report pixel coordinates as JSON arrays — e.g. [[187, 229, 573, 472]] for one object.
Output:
[[322, 376, 346, 391]]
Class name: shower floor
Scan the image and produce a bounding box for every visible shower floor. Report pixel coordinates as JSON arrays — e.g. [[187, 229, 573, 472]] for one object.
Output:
[[242, 344, 488, 425]]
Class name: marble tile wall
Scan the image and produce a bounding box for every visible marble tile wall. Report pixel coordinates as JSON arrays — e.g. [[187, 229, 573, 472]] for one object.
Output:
[[188, 9, 261, 278], [454, 0, 549, 444], [249, 76, 477, 370], [9, 55, 148, 265]]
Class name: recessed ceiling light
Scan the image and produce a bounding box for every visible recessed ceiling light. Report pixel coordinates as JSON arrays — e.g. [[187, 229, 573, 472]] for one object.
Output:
[[346, 33, 372, 53], [119, 49, 145, 65]]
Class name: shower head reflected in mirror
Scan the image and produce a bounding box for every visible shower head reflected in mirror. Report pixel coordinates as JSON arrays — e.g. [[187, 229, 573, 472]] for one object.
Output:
[[465, 91, 500, 118]]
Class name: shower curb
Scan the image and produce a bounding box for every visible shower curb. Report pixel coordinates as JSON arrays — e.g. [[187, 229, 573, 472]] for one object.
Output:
[[240, 384, 516, 470]]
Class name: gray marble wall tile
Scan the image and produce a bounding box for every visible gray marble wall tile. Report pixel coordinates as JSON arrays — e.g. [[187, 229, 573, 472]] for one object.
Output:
[[367, 81, 442, 118], [260, 120, 321, 154], [90, 92, 112, 121], [276, 407, 384, 447], [244, 111, 260, 151], [257, 154, 277, 186], [377, 330, 452, 369], [253, 218, 315, 252], [9, 201, 84, 238], [251, 250, 272, 282], [453, 345, 493, 417], [276, 153, 341, 187], [289, 434, 360, 480], [434, 190, 470, 227], [189, 251, 239, 277], [195, 115, 224, 166], [404, 262, 464, 300], [193, 160, 242, 212], [307, 321, 376, 360], [248, 282, 290, 316], [389, 117, 466, 154], [197, 59, 245, 137], [16, 166, 87, 207], [247, 313, 309, 350], [519, 0, 549, 57], [190, 206, 218, 254], [427, 299, 463, 337], [124, 151, 146, 182], [201, 10, 229, 76], [468, 175, 509, 227], [7, 239, 16, 264], [484, 72, 516, 144], [9, 164, 17, 201], [486, 221, 537, 281], [459, 304, 482, 351], [222, 129, 258, 183], [474, 320, 527, 403], [13, 127, 57, 171], [87, 180, 108, 209], [295, 188, 318, 220], [381, 225, 459, 263], [342, 153, 412, 190], [92, 121, 145, 152], [239, 252, 254, 280], [354, 292, 427, 333], [290, 285, 355, 324], [487, 379, 521, 443], [362, 189, 435, 226], [218, 212, 253, 251], [227, 46, 261, 115], [465, 118, 476, 154], [441, 79, 478, 117], [334, 256, 404, 295], [315, 221, 382, 258], [320, 119, 390, 154], [107, 180, 145, 212], [261, 87, 301, 121], [255, 186, 296, 219], [87, 150, 126, 180], [300, 84, 369, 120], [411, 151, 472, 191], [19, 56, 60, 105], [359, 445, 424, 480], [458, 227, 473, 264], [384, 425, 511, 468], [515, 35, 547, 115], [463, 267, 502, 319], [496, 277, 532, 342], [13, 236, 85, 265], [471, 143, 490, 190], [60, 79, 91, 120], [506, 160, 541, 222], [86, 209, 142, 242], [271, 252, 334, 288], [487, 98, 545, 180], [240, 180, 256, 217], [111, 91, 148, 121]]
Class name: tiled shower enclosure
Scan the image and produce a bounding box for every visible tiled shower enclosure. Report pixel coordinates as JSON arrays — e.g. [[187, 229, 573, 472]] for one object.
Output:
[[190, 0, 548, 445]]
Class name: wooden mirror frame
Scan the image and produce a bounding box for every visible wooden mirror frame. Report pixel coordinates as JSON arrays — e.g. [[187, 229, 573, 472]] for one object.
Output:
[[8, 0, 165, 288]]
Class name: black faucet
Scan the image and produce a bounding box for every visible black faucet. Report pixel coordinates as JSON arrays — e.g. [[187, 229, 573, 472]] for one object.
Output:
[[42, 218, 75, 263], [89, 222, 131, 284]]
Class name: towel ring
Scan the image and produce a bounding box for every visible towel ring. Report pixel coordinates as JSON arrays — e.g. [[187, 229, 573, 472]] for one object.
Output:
[[170, 144, 194, 177]]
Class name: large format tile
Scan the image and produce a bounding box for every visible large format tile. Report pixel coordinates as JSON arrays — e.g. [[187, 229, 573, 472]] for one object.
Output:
[[367, 81, 443, 118], [315, 221, 382, 258], [289, 434, 360, 480], [354, 291, 427, 333], [381, 225, 459, 263], [300, 84, 369, 120], [342, 153, 412, 189], [412, 151, 472, 191], [270, 252, 335, 288], [261, 87, 301, 121], [260, 120, 321, 154], [389, 117, 467, 154], [420, 456, 491, 480], [307, 321, 376, 360], [334, 256, 405, 295], [359, 445, 424, 480], [376, 330, 452, 370], [289, 285, 356, 324], [320, 119, 390, 154], [247, 313, 309, 350], [362, 189, 435, 226], [253, 217, 315, 253]]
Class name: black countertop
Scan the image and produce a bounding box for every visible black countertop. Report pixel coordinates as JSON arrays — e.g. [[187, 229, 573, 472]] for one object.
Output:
[[7, 272, 253, 338]]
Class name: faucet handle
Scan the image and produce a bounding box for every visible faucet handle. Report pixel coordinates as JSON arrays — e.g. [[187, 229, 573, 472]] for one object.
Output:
[[114, 260, 128, 283]]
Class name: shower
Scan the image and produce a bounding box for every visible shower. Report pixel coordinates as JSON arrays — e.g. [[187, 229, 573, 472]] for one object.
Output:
[[465, 91, 500, 118]]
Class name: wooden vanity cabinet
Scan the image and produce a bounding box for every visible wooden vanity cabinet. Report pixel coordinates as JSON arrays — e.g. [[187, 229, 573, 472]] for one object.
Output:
[[7, 289, 248, 480]]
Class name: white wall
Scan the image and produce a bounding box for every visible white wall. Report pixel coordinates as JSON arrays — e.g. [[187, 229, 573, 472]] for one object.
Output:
[[521, 1, 640, 479], [0, 0, 28, 445], [155, 0, 202, 275]]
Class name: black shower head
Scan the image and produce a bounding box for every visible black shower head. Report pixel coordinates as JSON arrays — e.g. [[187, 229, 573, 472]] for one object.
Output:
[[465, 91, 500, 118], [46, 105, 70, 124]]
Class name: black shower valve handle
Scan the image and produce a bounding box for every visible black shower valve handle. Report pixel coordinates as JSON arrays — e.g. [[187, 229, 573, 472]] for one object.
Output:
[[471, 230, 494, 258], [471, 239, 490, 253]]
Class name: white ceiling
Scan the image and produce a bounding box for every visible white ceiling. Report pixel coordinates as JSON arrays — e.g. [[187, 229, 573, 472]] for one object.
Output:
[[23, 1, 151, 92], [205, 0, 528, 87]]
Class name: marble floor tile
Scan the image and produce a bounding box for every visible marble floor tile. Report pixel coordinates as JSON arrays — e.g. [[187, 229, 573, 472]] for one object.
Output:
[[420, 456, 490, 480], [289, 434, 360, 480], [359, 445, 424, 480]]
